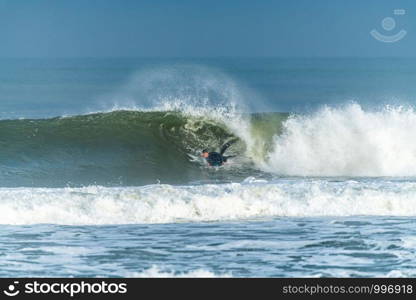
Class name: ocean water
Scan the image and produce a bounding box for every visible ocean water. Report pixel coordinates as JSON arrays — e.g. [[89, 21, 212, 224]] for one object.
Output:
[[1, 57, 416, 277]]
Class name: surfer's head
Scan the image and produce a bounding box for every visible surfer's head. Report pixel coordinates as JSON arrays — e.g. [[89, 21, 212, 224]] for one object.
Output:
[[201, 149, 209, 158]]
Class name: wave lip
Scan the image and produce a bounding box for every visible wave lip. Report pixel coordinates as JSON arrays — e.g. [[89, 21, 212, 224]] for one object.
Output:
[[2, 179, 416, 225]]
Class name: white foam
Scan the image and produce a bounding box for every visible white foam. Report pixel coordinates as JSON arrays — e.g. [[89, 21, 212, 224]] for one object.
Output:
[[1, 179, 416, 225], [386, 270, 416, 277], [266, 103, 416, 176], [125, 266, 231, 278]]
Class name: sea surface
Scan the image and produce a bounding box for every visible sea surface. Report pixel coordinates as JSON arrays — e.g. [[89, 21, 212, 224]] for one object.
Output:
[[1, 57, 416, 277]]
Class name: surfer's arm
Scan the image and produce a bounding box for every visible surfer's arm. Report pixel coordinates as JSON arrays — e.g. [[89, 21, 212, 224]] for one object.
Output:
[[220, 139, 238, 155]]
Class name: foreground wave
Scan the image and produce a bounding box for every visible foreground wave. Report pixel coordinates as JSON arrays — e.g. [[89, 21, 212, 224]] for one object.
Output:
[[2, 178, 416, 225]]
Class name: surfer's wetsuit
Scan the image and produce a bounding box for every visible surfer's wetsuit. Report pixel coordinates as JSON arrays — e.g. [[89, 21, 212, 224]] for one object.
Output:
[[205, 141, 235, 167]]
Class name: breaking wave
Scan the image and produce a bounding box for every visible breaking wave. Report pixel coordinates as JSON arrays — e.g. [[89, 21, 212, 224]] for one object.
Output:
[[2, 178, 416, 225]]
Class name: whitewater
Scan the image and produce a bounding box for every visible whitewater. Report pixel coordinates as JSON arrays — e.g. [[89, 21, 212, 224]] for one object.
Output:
[[2, 178, 416, 225]]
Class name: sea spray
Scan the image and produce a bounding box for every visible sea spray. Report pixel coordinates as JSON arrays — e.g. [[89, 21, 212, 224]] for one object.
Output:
[[266, 103, 416, 176]]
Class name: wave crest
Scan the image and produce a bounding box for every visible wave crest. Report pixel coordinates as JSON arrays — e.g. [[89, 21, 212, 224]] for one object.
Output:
[[266, 103, 416, 176]]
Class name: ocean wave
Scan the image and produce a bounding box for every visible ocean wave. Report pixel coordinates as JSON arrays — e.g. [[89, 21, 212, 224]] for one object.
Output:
[[3, 103, 416, 187], [1, 178, 416, 225]]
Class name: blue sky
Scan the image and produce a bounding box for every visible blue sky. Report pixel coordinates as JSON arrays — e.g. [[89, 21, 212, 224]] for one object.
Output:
[[0, 0, 414, 57]]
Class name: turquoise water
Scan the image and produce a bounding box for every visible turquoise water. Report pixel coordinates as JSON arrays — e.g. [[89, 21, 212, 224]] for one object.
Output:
[[1, 58, 416, 277]]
